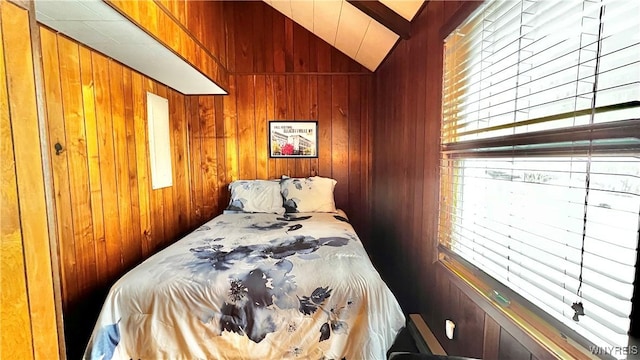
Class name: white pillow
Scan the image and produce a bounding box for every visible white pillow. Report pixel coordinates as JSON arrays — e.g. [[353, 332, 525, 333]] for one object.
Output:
[[226, 180, 285, 214], [280, 176, 337, 213]]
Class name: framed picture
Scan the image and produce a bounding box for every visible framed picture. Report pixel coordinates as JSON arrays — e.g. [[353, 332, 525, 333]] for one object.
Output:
[[269, 121, 318, 158]]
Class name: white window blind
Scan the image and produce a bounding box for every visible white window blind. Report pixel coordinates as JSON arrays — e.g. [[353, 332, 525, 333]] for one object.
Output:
[[439, 0, 640, 354]]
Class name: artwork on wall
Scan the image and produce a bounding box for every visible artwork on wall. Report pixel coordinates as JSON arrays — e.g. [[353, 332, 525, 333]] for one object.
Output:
[[269, 121, 318, 158]]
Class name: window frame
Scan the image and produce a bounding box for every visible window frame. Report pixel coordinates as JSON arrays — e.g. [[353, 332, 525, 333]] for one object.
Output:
[[434, 1, 640, 358]]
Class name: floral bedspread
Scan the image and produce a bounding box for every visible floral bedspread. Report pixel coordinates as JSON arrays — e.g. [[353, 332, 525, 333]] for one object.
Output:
[[84, 211, 405, 360]]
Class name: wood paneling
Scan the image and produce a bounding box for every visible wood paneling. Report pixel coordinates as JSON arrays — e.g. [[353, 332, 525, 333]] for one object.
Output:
[[33, 1, 373, 356], [371, 0, 555, 359], [107, 0, 228, 89], [40, 28, 215, 357], [499, 329, 533, 360], [0, 5, 34, 358], [40, 28, 204, 308], [215, 73, 372, 235], [484, 315, 501, 359], [1, 1, 60, 358], [223, 1, 371, 74]]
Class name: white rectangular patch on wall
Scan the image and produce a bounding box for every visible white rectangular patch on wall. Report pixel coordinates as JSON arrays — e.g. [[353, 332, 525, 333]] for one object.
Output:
[[147, 92, 173, 189]]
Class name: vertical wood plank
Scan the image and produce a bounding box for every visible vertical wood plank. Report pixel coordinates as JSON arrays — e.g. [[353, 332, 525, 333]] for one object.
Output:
[[293, 75, 310, 177], [360, 75, 372, 243], [122, 68, 142, 269], [309, 75, 318, 174], [263, 8, 275, 73], [284, 18, 294, 72], [79, 45, 107, 285], [293, 22, 309, 72], [187, 96, 204, 225], [271, 9, 286, 73], [224, 76, 239, 182], [331, 75, 349, 210], [265, 75, 278, 179], [411, 4, 428, 308], [214, 96, 227, 212], [251, 2, 266, 73], [92, 53, 123, 280], [499, 328, 533, 360], [210, 1, 227, 69], [308, 36, 318, 73], [223, 2, 236, 72], [234, 3, 254, 73], [272, 75, 287, 176], [109, 61, 135, 265], [483, 315, 501, 360], [131, 72, 152, 257], [58, 37, 96, 298], [39, 27, 78, 308], [331, 48, 350, 73], [169, 89, 189, 235], [236, 75, 257, 180], [317, 76, 332, 177], [2, 3, 59, 357], [458, 291, 486, 358], [316, 38, 332, 73], [200, 96, 218, 219], [347, 76, 361, 230], [254, 76, 268, 179], [0, 5, 35, 356], [285, 76, 296, 176]]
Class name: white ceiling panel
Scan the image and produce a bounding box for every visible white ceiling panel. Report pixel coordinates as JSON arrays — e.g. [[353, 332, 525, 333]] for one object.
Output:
[[35, 19, 116, 44], [356, 20, 398, 71], [263, 0, 420, 71], [312, 0, 342, 44], [34, 0, 226, 95], [83, 20, 155, 45], [290, 1, 315, 32], [34, 0, 104, 21], [334, 1, 371, 58], [380, 0, 424, 21]]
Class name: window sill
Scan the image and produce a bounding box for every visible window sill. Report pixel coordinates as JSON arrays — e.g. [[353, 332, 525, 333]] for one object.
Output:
[[438, 253, 603, 360]]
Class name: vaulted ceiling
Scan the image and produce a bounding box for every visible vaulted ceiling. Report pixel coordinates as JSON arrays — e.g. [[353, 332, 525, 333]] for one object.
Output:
[[263, 0, 424, 71], [34, 0, 424, 91]]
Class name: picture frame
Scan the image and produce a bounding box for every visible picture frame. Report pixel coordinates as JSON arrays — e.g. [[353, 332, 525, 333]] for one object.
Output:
[[269, 121, 318, 158]]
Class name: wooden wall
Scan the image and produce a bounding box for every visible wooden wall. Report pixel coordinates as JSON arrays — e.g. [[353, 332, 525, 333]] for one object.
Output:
[[41, 28, 197, 309], [371, 1, 554, 359], [39, 27, 219, 356], [223, 1, 370, 74], [38, 4, 374, 313], [0, 1, 61, 359], [218, 73, 373, 235], [108, 0, 229, 89], [217, 1, 374, 235], [37, 1, 373, 357]]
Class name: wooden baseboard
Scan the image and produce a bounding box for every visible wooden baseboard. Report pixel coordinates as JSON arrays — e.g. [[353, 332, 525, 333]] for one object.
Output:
[[408, 314, 447, 356]]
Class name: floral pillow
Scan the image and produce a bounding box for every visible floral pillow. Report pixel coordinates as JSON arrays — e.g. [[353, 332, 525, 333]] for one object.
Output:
[[226, 180, 285, 214], [280, 176, 337, 213]]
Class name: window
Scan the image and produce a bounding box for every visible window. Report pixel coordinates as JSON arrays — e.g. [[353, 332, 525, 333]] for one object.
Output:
[[439, 0, 640, 355]]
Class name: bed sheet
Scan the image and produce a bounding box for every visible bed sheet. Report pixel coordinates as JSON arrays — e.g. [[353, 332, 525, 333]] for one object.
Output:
[[85, 211, 405, 360]]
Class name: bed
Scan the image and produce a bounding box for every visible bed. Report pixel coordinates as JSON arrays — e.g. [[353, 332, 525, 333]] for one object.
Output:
[[83, 203, 405, 359]]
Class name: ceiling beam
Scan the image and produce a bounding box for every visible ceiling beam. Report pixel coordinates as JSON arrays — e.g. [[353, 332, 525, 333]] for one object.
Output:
[[346, 0, 411, 39]]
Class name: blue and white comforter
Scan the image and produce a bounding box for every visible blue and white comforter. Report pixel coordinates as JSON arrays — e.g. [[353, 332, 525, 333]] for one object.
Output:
[[84, 211, 405, 359]]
